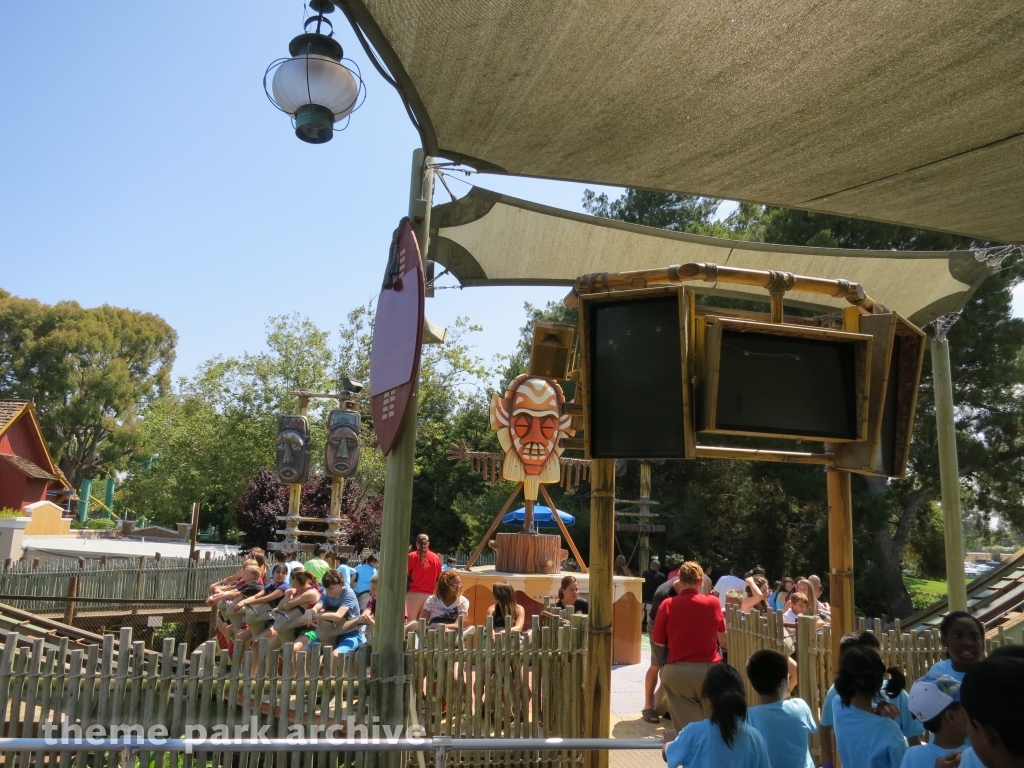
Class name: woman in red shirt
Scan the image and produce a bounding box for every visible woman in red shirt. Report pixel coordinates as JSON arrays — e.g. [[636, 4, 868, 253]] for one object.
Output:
[[651, 561, 728, 729]]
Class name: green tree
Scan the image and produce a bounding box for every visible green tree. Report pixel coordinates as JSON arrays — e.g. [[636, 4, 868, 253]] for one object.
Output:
[[0, 289, 176, 492], [760, 210, 1024, 617], [120, 307, 498, 554], [120, 313, 347, 531]]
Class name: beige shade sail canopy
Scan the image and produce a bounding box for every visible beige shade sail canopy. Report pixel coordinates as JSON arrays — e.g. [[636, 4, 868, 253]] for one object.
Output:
[[430, 187, 992, 327], [339, 0, 1024, 243]]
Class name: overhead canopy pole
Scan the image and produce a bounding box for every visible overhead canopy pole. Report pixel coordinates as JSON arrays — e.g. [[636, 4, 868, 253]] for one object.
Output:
[[930, 318, 969, 612], [374, 149, 434, 762]]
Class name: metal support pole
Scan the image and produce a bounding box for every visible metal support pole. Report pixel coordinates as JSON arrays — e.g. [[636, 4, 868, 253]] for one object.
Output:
[[104, 477, 115, 519], [585, 458, 615, 768], [375, 148, 433, 767], [78, 478, 92, 523], [931, 336, 968, 612]]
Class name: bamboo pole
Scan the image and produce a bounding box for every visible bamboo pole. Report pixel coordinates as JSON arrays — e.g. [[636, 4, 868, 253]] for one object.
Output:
[[826, 306, 860, 663], [188, 503, 200, 561], [464, 483, 524, 571], [327, 477, 345, 566], [565, 262, 885, 315], [638, 462, 651, 573], [827, 469, 855, 659], [931, 335, 968, 612], [584, 458, 615, 768]]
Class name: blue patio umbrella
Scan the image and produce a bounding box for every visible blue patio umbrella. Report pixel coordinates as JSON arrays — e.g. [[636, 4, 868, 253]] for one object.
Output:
[[502, 505, 575, 527]]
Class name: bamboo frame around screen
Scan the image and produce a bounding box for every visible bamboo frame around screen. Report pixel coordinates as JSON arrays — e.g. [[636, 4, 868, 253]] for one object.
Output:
[[700, 317, 873, 443], [577, 285, 696, 460], [834, 312, 926, 477]]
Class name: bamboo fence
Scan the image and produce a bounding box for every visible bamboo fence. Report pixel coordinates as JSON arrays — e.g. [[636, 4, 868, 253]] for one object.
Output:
[[0, 558, 244, 614], [0, 613, 587, 768], [725, 608, 1012, 761]]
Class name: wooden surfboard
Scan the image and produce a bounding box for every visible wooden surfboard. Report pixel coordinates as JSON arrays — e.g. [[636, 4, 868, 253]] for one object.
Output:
[[370, 218, 425, 455]]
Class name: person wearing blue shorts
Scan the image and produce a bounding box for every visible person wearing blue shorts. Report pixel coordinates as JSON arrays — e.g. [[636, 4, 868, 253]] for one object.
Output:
[[294, 569, 363, 657]]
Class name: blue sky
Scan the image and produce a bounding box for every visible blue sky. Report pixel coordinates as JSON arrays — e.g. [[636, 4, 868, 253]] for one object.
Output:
[[2, 4, 1020, 385]]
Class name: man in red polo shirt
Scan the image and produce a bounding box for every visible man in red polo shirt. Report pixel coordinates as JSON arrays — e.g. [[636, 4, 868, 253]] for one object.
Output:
[[651, 560, 727, 729], [406, 533, 442, 619]]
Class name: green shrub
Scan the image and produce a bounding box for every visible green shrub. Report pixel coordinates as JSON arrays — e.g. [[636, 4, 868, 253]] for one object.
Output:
[[911, 592, 945, 612], [86, 518, 118, 530], [0, 508, 23, 519]]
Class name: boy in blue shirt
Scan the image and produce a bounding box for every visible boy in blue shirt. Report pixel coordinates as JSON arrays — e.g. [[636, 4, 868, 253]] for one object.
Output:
[[337, 557, 355, 590], [353, 555, 378, 612], [902, 674, 967, 768], [959, 649, 1024, 768], [746, 649, 816, 768]]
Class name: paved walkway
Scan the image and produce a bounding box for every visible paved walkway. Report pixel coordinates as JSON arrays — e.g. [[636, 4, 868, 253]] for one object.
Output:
[[609, 635, 668, 768]]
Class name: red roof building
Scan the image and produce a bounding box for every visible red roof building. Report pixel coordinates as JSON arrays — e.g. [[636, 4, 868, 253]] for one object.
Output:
[[0, 401, 72, 511]]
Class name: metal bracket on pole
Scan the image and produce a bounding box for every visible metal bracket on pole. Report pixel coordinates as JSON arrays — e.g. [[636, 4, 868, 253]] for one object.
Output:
[[433, 736, 451, 768]]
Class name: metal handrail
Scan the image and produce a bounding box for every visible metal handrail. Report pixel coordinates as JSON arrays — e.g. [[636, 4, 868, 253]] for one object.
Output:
[[0, 737, 663, 768]]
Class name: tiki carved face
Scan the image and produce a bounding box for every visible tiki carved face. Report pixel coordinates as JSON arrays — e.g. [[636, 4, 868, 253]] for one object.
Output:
[[325, 408, 361, 478], [275, 415, 310, 484], [491, 374, 573, 500]]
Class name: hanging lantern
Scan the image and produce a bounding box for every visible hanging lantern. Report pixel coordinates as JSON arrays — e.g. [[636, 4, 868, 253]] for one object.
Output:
[[264, 2, 365, 144]]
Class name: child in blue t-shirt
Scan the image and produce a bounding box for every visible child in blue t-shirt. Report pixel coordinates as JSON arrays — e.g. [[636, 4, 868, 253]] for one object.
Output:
[[745, 649, 816, 768], [901, 674, 967, 768], [957, 645, 1024, 768], [928, 611, 985, 683], [663, 665, 771, 768], [294, 569, 363, 656], [832, 647, 908, 768], [821, 630, 923, 768]]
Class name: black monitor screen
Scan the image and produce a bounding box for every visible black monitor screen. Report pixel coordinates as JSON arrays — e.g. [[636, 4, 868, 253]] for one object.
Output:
[[589, 297, 686, 458], [713, 329, 858, 440]]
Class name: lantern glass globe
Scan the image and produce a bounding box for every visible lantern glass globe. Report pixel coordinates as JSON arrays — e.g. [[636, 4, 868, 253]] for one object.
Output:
[[271, 54, 359, 120]]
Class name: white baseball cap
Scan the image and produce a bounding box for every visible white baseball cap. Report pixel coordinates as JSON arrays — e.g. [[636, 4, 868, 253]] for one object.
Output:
[[908, 674, 961, 722]]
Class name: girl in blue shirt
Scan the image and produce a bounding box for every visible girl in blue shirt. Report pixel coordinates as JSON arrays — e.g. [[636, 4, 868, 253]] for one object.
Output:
[[929, 612, 984, 683], [832, 647, 908, 768], [663, 664, 771, 768]]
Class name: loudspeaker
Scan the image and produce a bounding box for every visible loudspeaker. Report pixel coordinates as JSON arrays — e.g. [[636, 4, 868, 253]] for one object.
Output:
[[528, 321, 576, 380]]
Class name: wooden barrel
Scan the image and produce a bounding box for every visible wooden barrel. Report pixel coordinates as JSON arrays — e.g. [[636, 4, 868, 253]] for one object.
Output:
[[491, 533, 567, 574]]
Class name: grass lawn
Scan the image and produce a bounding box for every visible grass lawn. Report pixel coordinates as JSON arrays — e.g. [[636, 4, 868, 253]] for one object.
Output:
[[904, 576, 948, 595]]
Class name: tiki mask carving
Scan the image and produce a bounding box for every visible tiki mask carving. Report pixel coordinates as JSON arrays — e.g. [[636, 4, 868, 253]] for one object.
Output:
[[325, 408, 361, 478], [490, 374, 574, 501], [275, 415, 310, 484]]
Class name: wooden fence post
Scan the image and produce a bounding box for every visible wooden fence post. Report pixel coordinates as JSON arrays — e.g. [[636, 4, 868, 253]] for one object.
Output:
[[63, 575, 78, 625], [133, 555, 147, 611]]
